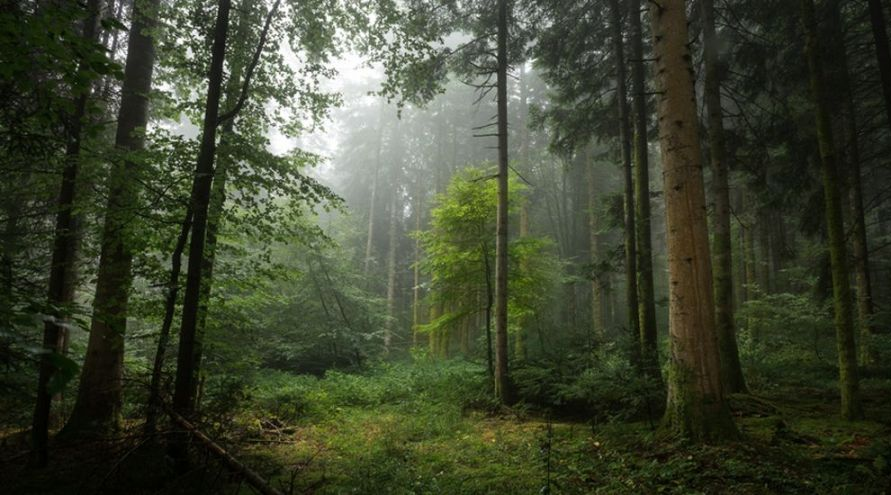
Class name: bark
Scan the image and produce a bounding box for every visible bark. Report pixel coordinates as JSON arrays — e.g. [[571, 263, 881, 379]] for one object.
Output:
[[825, 0, 878, 367], [32, 0, 103, 465], [609, 0, 640, 363], [800, 0, 863, 420], [701, 0, 746, 394], [494, 0, 512, 403], [384, 185, 398, 353], [172, 0, 232, 420], [867, 0, 891, 128], [586, 156, 605, 339], [411, 177, 423, 348], [515, 63, 530, 362], [192, 0, 258, 391], [484, 243, 494, 378], [651, 0, 737, 441], [144, 208, 192, 436], [364, 106, 385, 278], [629, 0, 660, 383]]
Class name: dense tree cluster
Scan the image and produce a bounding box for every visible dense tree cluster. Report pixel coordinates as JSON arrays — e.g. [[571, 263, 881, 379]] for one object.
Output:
[[2, 0, 891, 490]]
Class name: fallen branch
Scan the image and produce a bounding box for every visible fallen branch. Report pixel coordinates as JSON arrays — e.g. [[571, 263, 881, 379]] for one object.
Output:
[[164, 406, 284, 495]]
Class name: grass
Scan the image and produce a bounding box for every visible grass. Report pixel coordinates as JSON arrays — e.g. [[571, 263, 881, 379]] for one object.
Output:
[[4, 360, 889, 494], [227, 361, 891, 494]]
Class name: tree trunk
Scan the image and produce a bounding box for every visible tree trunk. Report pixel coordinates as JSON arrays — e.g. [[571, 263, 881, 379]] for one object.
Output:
[[825, 0, 878, 368], [701, 0, 747, 394], [144, 208, 192, 436], [64, 0, 160, 437], [384, 185, 399, 353], [629, 0, 660, 384], [609, 0, 640, 364], [364, 105, 385, 278], [650, 0, 737, 441], [586, 156, 605, 340], [192, 0, 257, 390], [32, 0, 104, 464], [800, 0, 863, 420], [172, 0, 232, 420], [411, 176, 423, 348], [494, 0, 512, 403], [867, 0, 891, 128]]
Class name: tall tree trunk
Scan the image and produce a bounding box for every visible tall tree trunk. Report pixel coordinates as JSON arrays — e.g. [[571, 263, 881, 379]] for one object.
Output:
[[483, 244, 494, 377], [172, 0, 232, 421], [609, 0, 640, 364], [191, 0, 258, 392], [825, 0, 878, 368], [411, 176, 423, 348], [64, 0, 160, 437], [514, 63, 530, 362], [651, 0, 737, 441], [384, 185, 399, 353], [629, 0, 660, 384], [867, 0, 891, 128], [364, 105, 385, 278], [586, 157, 605, 339], [32, 0, 104, 465], [800, 0, 863, 420], [701, 0, 747, 394], [494, 0, 512, 403]]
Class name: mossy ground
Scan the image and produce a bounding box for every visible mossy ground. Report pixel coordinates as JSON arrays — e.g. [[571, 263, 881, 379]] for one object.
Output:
[[4, 363, 891, 494]]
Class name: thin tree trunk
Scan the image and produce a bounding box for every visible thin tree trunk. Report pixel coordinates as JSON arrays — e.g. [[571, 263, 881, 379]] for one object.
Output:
[[32, 0, 104, 464], [800, 0, 863, 420], [629, 0, 660, 384], [494, 0, 512, 403], [191, 0, 257, 392], [172, 0, 232, 421], [144, 208, 192, 436], [651, 0, 737, 441], [609, 0, 640, 364], [384, 185, 398, 353], [701, 0, 747, 394], [364, 105, 385, 278], [411, 176, 423, 348]]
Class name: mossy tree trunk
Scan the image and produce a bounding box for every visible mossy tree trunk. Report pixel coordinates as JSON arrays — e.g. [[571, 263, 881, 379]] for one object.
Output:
[[494, 0, 513, 403], [608, 0, 640, 363], [800, 0, 863, 421], [629, 0, 661, 384]]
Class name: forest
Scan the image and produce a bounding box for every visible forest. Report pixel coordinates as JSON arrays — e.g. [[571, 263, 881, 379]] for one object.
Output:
[[2, 0, 891, 493]]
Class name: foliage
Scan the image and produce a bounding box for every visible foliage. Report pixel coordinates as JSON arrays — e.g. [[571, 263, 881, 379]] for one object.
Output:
[[737, 292, 838, 389]]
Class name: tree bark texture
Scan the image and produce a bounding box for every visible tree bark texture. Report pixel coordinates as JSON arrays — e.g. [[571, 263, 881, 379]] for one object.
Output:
[[800, 0, 863, 420], [629, 0, 660, 383], [650, 0, 737, 441]]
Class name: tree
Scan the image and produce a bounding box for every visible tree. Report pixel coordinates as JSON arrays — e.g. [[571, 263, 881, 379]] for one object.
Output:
[[650, 0, 737, 441], [608, 0, 640, 364], [700, 0, 747, 394], [494, 0, 512, 403], [32, 0, 105, 465], [63, 0, 161, 437], [799, 0, 863, 421], [629, 0, 660, 383]]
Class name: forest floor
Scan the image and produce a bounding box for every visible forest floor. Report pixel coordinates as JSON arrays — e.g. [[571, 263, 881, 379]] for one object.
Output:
[[3, 361, 891, 494]]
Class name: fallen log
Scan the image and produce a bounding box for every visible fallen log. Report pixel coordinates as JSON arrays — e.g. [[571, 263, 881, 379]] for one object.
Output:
[[164, 406, 284, 495]]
